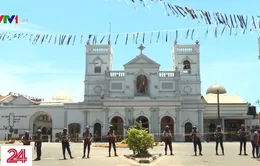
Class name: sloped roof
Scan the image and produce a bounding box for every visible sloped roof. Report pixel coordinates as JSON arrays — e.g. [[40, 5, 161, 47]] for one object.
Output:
[[124, 54, 160, 67], [203, 93, 246, 104]]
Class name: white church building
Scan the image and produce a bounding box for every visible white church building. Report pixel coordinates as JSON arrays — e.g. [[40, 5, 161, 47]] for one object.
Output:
[[0, 41, 252, 142]]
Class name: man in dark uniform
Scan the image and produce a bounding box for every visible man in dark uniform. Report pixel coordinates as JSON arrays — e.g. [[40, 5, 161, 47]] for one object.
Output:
[[34, 129, 42, 161], [21, 131, 32, 145], [214, 125, 224, 155], [162, 125, 173, 155], [191, 126, 203, 156], [61, 128, 74, 159], [82, 126, 92, 158], [107, 125, 118, 157], [238, 124, 248, 155]]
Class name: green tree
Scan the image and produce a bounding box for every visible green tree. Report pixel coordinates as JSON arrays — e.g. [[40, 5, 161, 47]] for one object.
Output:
[[256, 100, 260, 106], [127, 121, 154, 157]]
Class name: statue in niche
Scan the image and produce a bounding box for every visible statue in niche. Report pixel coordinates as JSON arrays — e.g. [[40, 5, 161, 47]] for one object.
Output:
[[136, 74, 148, 95]]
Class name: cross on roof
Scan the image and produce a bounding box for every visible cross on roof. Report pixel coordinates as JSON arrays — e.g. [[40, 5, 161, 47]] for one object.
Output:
[[137, 44, 145, 54]]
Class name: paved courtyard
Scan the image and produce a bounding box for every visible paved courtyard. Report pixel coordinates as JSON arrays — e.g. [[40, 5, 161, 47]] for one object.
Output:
[[0, 142, 260, 166]]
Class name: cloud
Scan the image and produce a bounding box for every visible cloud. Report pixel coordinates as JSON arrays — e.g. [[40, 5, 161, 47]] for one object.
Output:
[[0, 62, 84, 102], [0, 61, 84, 75], [0, 23, 48, 34]]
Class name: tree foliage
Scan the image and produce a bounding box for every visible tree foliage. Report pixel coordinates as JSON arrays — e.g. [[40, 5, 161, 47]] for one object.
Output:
[[127, 121, 154, 157], [256, 100, 260, 106]]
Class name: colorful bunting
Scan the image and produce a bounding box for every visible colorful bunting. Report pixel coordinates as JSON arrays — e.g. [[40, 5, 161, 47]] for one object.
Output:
[[0, 24, 259, 46]]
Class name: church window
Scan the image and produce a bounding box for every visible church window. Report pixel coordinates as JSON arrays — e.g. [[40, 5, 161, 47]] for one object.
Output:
[[136, 74, 148, 96], [94, 66, 101, 73], [183, 60, 191, 74]]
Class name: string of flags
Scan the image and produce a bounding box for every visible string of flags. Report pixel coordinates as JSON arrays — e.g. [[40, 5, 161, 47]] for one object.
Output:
[[0, 24, 259, 46], [126, 0, 260, 33]]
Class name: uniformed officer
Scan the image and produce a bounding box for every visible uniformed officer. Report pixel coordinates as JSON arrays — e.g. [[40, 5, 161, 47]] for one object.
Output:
[[61, 128, 73, 159], [238, 124, 248, 155], [82, 126, 93, 158], [191, 126, 203, 156], [251, 126, 259, 158], [162, 125, 173, 155], [34, 129, 42, 161], [21, 131, 32, 145], [107, 125, 118, 157], [214, 125, 224, 155]]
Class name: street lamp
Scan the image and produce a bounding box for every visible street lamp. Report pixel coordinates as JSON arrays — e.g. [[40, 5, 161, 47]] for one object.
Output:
[[207, 85, 226, 125]]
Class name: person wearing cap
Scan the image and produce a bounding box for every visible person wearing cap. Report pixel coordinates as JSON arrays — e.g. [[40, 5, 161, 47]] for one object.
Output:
[[162, 125, 173, 155], [61, 128, 74, 159], [34, 129, 42, 161], [238, 124, 248, 155], [190, 126, 202, 156], [214, 125, 224, 155], [82, 126, 93, 158], [21, 131, 32, 145], [107, 124, 118, 157], [251, 125, 259, 158]]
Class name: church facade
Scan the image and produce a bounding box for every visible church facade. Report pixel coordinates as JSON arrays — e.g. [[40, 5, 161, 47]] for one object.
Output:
[[0, 41, 251, 142]]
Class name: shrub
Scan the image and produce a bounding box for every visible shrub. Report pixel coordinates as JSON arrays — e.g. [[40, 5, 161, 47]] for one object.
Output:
[[127, 121, 154, 157], [121, 139, 128, 144]]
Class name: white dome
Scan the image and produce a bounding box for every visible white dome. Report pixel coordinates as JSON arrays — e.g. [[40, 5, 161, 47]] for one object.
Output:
[[52, 91, 72, 101]]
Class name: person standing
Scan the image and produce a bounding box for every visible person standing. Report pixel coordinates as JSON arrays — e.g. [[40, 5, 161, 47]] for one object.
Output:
[[250, 126, 259, 158], [162, 125, 173, 155], [107, 125, 118, 157], [238, 124, 248, 155], [61, 128, 74, 159], [82, 126, 92, 158], [214, 125, 224, 155], [21, 131, 32, 145], [191, 126, 203, 156], [34, 129, 42, 161]]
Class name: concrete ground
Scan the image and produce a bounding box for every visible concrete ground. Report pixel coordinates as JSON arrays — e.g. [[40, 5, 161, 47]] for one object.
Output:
[[0, 142, 260, 166]]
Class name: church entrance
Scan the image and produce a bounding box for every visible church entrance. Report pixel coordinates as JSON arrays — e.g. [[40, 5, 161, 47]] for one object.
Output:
[[160, 116, 174, 135], [110, 116, 124, 141], [30, 112, 52, 142], [136, 74, 148, 96], [93, 123, 102, 142], [184, 122, 193, 142], [136, 116, 149, 131], [68, 123, 81, 142]]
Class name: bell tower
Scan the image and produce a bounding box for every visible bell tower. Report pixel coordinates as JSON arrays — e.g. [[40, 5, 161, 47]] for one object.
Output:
[[171, 40, 201, 98], [172, 40, 200, 75], [84, 43, 113, 103]]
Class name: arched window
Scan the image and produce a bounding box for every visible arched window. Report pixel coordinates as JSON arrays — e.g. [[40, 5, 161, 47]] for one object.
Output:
[[94, 67, 101, 73], [183, 60, 191, 74]]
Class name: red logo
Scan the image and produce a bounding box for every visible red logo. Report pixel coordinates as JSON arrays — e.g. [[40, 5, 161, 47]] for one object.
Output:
[[6, 148, 27, 163], [1, 146, 32, 166]]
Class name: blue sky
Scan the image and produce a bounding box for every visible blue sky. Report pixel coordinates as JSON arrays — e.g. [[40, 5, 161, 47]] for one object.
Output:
[[0, 0, 259, 110]]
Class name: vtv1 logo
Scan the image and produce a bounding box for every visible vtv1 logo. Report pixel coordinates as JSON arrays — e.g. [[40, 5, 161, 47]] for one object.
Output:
[[1, 145, 32, 166], [0, 15, 19, 24]]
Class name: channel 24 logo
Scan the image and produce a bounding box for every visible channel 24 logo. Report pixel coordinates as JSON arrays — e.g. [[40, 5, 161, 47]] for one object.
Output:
[[1, 146, 32, 166]]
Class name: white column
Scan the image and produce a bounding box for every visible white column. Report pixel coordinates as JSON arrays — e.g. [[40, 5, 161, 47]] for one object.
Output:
[[222, 118, 225, 140], [175, 108, 181, 141], [104, 108, 109, 134], [198, 110, 203, 133]]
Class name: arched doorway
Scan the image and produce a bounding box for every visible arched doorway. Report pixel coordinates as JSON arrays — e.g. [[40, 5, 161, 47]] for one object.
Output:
[[68, 123, 81, 142], [110, 116, 124, 141], [42, 127, 47, 135], [208, 123, 216, 141], [136, 74, 148, 96], [184, 122, 193, 142], [94, 123, 102, 142], [30, 112, 52, 142], [136, 116, 149, 131], [160, 116, 174, 134]]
